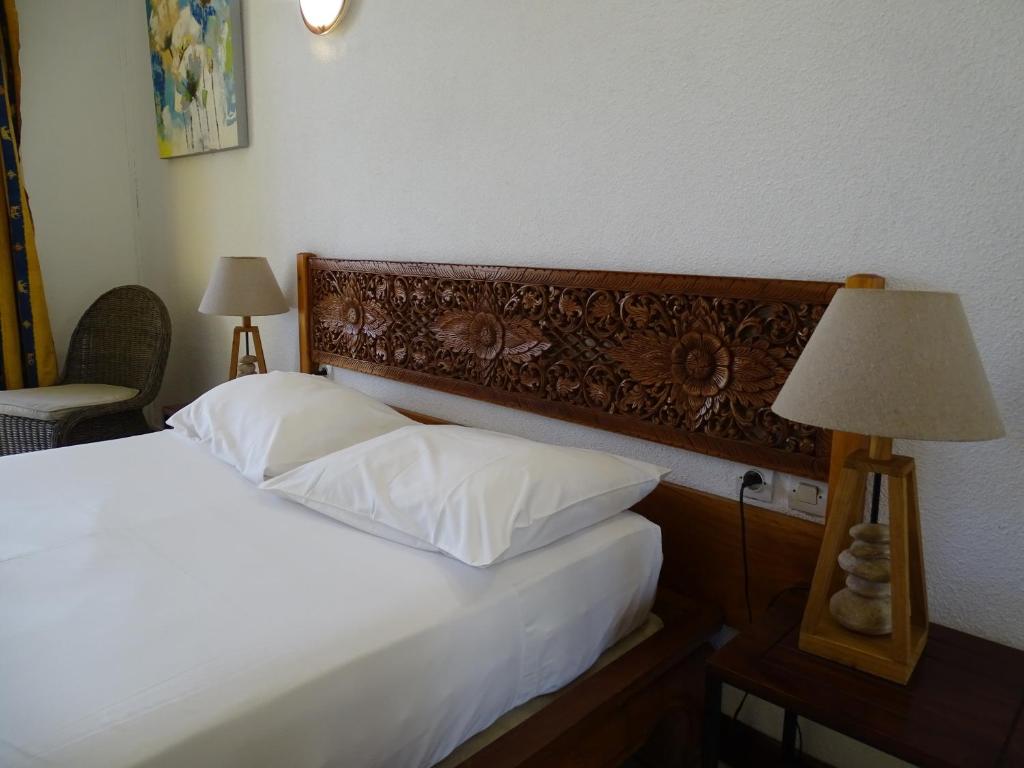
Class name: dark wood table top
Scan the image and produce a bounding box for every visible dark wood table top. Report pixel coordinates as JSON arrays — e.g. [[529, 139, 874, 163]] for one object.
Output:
[[708, 594, 1024, 767]]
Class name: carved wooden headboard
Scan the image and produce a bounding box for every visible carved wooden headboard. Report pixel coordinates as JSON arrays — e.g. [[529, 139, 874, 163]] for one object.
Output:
[[297, 253, 843, 480]]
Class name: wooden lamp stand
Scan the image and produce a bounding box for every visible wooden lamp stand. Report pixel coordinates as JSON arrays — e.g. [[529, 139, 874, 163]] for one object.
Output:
[[228, 316, 268, 380], [799, 436, 929, 684]]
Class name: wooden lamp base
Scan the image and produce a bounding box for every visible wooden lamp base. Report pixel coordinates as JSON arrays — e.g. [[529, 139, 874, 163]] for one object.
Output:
[[228, 316, 268, 380], [800, 437, 929, 684]]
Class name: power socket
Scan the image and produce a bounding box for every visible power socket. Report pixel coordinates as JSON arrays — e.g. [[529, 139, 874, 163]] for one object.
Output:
[[736, 469, 774, 503]]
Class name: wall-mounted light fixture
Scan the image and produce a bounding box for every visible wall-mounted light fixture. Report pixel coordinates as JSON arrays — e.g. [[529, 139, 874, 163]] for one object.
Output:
[[300, 0, 350, 35]]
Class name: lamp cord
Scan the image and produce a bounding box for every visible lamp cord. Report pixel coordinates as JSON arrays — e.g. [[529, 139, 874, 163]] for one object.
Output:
[[869, 472, 882, 524], [738, 471, 762, 626], [733, 474, 807, 759], [727, 473, 761, 745], [732, 691, 749, 728]]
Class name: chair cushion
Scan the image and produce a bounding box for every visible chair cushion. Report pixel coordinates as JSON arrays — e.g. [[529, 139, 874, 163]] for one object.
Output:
[[0, 384, 139, 421]]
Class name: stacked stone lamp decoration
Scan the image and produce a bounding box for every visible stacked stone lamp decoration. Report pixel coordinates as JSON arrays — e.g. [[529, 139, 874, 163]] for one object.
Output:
[[832, 522, 892, 635], [772, 284, 1004, 684]]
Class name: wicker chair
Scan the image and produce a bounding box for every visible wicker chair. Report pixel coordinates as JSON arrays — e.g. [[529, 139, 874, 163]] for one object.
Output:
[[0, 286, 171, 455]]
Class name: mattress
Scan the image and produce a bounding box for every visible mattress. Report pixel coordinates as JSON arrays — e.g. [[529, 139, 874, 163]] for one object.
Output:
[[0, 432, 662, 768]]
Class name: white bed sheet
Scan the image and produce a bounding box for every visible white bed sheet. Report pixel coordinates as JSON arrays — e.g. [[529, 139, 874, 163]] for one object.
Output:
[[0, 432, 662, 768]]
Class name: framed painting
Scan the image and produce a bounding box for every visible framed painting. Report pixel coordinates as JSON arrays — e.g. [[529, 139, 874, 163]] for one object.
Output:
[[145, 0, 249, 158]]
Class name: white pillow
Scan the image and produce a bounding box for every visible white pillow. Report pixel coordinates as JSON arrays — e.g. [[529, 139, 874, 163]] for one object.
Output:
[[260, 424, 669, 566], [167, 372, 415, 482]]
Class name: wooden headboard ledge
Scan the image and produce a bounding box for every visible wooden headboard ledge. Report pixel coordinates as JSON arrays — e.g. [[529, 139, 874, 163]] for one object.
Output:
[[298, 253, 847, 480]]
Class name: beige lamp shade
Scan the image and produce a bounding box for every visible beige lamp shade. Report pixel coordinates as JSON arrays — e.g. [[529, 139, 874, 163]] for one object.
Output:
[[199, 257, 289, 317], [772, 289, 1003, 442]]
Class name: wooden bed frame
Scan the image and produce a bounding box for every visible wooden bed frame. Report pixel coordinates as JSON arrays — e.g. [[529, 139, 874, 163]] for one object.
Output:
[[296, 253, 883, 765]]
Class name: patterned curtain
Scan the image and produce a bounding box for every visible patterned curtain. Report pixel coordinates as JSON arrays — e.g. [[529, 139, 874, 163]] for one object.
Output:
[[0, 0, 56, 390]]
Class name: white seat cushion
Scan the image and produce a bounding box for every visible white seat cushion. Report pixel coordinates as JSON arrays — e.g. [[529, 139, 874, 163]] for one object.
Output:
[[0, 383, 139, 421]]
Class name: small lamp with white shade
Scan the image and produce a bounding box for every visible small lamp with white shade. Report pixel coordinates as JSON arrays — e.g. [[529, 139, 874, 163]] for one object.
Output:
[[772, 288, 1003, 683], [200, 257, 289, 380]]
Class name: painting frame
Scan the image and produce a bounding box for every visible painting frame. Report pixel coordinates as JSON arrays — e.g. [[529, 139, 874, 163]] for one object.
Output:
[[145, 0, 249, 159]]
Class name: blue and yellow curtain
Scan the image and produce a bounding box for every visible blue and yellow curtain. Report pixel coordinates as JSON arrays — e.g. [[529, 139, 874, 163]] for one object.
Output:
[[0, 0, 56, 390]]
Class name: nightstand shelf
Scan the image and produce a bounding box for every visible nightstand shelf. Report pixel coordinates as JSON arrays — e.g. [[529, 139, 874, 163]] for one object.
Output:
[[703, 594, 1024, 767]]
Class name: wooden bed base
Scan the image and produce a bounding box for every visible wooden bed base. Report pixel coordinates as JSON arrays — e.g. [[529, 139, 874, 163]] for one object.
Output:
[[455, 592, 721, 767], [296, 253, 882, 766]]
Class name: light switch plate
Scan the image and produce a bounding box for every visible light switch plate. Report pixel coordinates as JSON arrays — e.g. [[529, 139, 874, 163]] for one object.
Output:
[[788, 479, 825, 517]]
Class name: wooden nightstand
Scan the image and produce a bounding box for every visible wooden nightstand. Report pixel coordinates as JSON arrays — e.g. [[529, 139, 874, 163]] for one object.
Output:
[[702, 594, 1024, 767]]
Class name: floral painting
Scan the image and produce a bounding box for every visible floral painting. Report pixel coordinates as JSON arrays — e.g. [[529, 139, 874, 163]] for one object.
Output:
[[145, 0, 248, 158]]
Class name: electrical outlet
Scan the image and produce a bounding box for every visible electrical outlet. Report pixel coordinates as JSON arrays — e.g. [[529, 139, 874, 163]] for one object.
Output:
[[736, 469, 774, 503]]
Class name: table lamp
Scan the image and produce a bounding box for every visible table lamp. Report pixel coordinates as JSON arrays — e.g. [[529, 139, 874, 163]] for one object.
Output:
[[772, 288, 1003, 684], [199, 257, 289, 380]]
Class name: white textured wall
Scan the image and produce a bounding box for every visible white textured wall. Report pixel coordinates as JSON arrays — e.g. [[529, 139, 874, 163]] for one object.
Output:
[[125, 0, 1024, 644], [18, 2, 1024, 765], [19, 0, 141, 359]]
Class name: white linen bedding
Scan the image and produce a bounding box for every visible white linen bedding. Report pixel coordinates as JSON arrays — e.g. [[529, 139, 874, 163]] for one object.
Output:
[[0, 432, 662, 768]]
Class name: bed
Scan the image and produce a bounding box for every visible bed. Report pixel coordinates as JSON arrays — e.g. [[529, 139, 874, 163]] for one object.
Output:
[[1, 254, 869, 767], [2, 430, 665, 768]]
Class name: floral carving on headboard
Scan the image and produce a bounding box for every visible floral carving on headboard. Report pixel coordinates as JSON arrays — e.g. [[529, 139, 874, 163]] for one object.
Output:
[[608, 298, 791, 436], [431, 288, 551, 385], [314, 278, 390, 349], [308, 258, 840, 479]]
